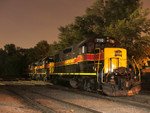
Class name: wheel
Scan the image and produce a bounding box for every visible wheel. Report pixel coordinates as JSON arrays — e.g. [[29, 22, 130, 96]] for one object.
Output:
[[51, 76, 58, 85], [43, 75, 47, 81], [69, 79, 79, 88]]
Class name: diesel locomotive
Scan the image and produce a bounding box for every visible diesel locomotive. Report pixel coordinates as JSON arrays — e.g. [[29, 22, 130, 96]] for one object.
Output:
[[28, 36, 141, 96]]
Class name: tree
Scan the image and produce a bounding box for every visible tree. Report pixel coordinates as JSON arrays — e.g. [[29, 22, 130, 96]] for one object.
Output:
[[4, 44, 16, 56], [0, 48, 6, 75], [1, 44, 27, 77], [34, 40, 49, 59], [104, 4, 150, 59], [48, 44, 56, 56], [58, 0, 150, 60]]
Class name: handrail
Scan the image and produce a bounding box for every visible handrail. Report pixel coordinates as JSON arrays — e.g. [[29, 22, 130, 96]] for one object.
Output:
[[132, 56, 141, 83], [101, 67, 104, 83], [95, 48, 101, 83]]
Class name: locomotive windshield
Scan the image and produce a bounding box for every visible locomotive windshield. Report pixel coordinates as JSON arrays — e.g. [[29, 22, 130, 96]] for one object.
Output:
[[95, 38, 106, 43], [95, 37, 119, 48]]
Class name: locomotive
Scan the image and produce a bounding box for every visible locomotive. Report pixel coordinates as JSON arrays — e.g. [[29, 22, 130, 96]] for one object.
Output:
[[28, 36, 141, 96]]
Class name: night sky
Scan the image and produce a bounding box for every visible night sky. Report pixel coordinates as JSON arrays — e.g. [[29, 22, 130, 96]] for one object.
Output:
[[0, 0, 149, 49]]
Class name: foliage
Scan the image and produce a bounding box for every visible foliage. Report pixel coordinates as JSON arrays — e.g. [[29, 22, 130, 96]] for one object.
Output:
[[0, 40, 50, 77], [0, 44, 26, 77], [48, 44, 56, 56], [57, 0, 150, 60], [104, 6, 150, 59], [34, 40, 49, 59]]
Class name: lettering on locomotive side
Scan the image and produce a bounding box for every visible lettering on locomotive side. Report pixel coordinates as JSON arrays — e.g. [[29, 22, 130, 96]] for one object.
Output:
[[115, 50, 122, 57]]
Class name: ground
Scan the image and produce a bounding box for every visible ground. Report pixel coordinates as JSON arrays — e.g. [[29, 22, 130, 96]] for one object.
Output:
[[0, 80, 149, 113]]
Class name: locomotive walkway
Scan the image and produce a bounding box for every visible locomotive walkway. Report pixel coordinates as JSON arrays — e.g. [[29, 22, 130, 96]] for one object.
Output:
[[0, 80, 149, 113]]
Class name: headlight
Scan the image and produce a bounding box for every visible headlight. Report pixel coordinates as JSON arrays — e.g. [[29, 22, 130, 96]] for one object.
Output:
[[134, 76, 137, 79]]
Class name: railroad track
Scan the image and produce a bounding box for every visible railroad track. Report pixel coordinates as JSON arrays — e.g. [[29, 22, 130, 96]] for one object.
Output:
[[3, 86, 56, 113], [12, 84, 150, 111], [5, 85, 102, 113], [30, 90, 102, 113], [44, 84, 150, 110], [2, 82, 150, 113]]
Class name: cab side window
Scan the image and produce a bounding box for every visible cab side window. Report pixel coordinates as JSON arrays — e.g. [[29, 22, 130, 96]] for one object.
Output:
[[79, 43, 87, 55], [82, 46, 86, 54]]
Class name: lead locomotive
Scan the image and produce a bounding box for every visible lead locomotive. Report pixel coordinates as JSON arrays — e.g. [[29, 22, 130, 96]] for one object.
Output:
[[29, 36, 141, 96]]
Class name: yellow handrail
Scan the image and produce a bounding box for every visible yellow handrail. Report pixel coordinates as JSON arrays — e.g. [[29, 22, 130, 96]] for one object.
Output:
[[132, 56, 141, 83], [101, 67, 104, 83]]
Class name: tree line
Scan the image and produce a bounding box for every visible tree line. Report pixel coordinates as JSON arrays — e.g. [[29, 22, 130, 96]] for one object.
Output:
[[0, 41, 48, 77], [0, 0, 150, 77]]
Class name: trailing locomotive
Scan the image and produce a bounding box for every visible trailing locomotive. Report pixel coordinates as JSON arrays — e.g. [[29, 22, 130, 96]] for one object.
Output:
[[28, 36, 141, 96], [28, 56, 54, 81]]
